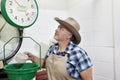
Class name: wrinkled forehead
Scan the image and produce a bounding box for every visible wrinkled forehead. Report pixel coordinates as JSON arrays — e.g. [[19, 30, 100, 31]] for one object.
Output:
[[58, 24, 68, 30]]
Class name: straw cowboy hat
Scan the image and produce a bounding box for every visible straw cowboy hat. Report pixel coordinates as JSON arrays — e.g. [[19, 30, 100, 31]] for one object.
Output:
[[55, 17, 81, 44]]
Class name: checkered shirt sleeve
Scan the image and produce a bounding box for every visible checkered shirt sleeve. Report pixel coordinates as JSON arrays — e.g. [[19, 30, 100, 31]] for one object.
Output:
[[67, 46, 93, 79]]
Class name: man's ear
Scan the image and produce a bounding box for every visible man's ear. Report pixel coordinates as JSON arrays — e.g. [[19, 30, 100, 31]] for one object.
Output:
[[68, 34, 72, 40]]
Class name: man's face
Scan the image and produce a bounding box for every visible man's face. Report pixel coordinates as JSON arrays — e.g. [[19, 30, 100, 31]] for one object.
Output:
[[54, 25, 72, 42]]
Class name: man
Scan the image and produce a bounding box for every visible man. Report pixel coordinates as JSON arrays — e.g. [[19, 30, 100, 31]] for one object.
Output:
[[25, 17, 93, 80]]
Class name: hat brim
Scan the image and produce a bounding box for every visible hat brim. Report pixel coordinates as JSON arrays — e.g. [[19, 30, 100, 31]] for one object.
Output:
[[55, 17, 81, 44]]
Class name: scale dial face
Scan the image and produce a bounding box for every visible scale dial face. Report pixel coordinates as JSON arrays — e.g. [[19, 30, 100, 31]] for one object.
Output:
[[1, 0, 39, 28], [0, 14, 22, 61]]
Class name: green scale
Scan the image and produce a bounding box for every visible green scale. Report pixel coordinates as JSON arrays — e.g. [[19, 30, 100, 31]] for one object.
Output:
[[0, 0, 41, 80]]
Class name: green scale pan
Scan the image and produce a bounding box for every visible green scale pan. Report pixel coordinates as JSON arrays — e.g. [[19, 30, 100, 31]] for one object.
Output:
[[3, 36, 41, 80]]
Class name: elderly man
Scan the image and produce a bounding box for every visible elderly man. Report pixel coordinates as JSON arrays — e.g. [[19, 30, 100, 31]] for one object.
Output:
[[25, 17, 93, 80]]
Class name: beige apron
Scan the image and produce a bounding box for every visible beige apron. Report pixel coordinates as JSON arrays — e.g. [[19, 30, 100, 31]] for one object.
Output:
[[46, 53, 76, 80]]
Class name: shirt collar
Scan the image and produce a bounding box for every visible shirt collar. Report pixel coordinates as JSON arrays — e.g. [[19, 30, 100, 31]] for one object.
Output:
[[53, 41, 76, 55]]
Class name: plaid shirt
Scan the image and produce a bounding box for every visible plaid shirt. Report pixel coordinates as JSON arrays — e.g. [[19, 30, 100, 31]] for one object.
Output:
[[45, 41, 93, 80]]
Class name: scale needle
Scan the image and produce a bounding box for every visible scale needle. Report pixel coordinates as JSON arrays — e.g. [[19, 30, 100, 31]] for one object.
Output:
[[14, 0, 22, 7]]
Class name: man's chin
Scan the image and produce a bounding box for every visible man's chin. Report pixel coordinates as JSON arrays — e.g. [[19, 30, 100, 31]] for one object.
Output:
[[54, 36, 57, 40]]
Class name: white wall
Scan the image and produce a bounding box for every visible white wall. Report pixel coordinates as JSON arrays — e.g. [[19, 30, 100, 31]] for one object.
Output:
[[114, 0, 120, 80], [38, 0, 68, 10]]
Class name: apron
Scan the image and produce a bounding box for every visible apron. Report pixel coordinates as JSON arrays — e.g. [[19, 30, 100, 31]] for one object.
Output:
[[46, 53, 76, 80]]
